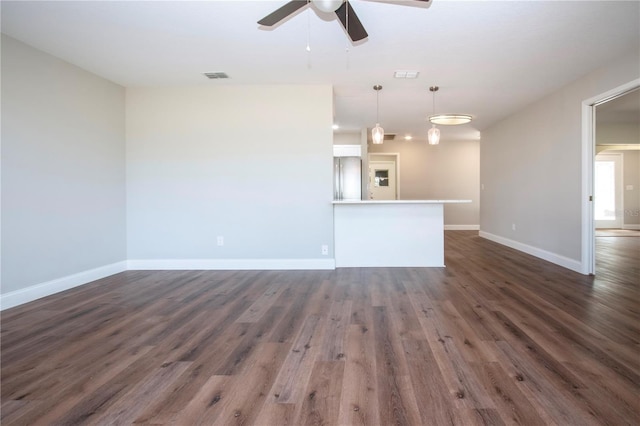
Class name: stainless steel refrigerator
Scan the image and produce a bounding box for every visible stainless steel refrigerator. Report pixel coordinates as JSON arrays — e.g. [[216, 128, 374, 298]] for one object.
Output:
[[334, 157, 362, 200]]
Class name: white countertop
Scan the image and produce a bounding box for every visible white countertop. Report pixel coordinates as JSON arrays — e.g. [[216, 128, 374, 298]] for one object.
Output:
[[332, 199, 471, 205]]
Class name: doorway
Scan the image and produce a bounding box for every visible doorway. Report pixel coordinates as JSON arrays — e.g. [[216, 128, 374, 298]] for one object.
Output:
[[594, 153, 623, 229], [369, 160, 397, 200], [582, 80, 640, 275], [368, 153, 400, 200]]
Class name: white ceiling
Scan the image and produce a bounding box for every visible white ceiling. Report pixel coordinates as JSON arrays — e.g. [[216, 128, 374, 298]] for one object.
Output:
[[2, 0, 639, 141]]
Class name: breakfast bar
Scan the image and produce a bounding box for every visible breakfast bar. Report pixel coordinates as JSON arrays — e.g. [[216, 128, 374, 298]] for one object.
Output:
[[333, 200, 471, 267]]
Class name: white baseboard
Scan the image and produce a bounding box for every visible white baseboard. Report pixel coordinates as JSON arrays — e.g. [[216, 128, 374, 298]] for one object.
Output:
[[0, 261, 127, 311], [479, 231, 582, 273], [444, 224, 480, 231], [622, 224, 640, 230], [0, 257, 337, 310], [127, 258, 336, 271]]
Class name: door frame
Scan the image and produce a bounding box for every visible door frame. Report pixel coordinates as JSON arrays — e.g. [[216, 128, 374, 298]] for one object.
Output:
[[581, 78, 639, 275], [367, 153, 401, 200]]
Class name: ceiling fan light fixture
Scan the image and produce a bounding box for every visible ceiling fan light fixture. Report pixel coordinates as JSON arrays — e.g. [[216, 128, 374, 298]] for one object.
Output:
[[313, 0, 344, 13], [429, 114, 473, 126]]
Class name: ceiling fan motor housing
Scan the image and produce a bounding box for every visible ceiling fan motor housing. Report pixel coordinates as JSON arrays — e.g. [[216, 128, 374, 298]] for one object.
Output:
[[313, 0, 344, 13]]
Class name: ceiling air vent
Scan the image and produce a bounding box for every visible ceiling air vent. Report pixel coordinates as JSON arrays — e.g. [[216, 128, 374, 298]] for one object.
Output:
[[204, 72, 230, 79], [384, 133, 397, 141]]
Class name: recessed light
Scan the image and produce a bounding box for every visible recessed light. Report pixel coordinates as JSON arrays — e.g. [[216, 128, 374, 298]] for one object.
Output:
[[332, 124, 339, 130], [404, 135, 413, 140]]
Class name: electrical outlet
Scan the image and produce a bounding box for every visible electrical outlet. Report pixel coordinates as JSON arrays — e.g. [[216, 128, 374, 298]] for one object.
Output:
[[512, 224, 516, 231], [321, 245, 329, 255], [481, 183, 485, 190], [217, 236, 224, 246]]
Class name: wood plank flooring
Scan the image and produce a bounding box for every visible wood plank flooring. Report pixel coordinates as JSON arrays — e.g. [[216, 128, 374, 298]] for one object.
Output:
[[1, 231, 638, 425]]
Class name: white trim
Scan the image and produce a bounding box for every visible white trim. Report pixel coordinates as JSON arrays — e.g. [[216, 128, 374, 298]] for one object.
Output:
[[581, 101, 596, 274], [582, 79, 640, 275], [0, 261, 127, 311], [444, 224, 479, 231], [127, 258, 336, 271], [622, 224, 640, 230], [479, 231, 582, 273]]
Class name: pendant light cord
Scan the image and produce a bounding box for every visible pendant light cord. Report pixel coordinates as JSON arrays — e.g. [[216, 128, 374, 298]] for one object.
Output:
[[432, 88, 436, 115], [345, 0, 350, 68], [306, 0, 311, 68], [306, 0, 311, 51], [376, 89, 380, 123]]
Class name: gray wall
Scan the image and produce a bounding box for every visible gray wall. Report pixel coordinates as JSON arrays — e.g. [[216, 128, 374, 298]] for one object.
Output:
[[480, 50, 640, 261], [621, 150, 640, 226], [607, 150, 640, 227], [1, 35, 126, 294], [126, 85, 334, 260], [369, 140, 480, 226]]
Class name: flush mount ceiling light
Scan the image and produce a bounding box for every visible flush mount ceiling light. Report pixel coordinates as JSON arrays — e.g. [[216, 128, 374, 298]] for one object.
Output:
[[427, 85, 472, 126], [372, 85, 384, 145]]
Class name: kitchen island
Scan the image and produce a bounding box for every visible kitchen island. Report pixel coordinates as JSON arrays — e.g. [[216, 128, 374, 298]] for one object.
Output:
[[333, 200, 471, 267]]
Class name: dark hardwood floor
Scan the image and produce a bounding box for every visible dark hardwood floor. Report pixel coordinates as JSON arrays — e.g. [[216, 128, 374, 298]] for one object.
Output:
[[1, 231, 638, 425]]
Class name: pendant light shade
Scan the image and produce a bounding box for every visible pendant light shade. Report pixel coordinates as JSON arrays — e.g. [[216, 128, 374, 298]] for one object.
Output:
[[372, 84, 384, 144], [372, 124, 384, 144], [428, 124, 440, 145]]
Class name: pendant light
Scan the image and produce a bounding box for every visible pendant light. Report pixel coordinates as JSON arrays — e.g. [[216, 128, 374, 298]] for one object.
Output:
[[428, 85, 473, 126], [428, 86, 441, 145], [372, 85, 384, 145]]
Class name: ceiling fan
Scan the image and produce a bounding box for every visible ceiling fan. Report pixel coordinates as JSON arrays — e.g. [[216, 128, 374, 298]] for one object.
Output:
[[258, 0, 432, 42]]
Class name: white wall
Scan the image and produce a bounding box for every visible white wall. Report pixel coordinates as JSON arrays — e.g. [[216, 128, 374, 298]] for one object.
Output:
[[126, 85, 334, 265], [369, 140, 480, 227], [480, 50, 640, 268], [1, 35, 126, 295]]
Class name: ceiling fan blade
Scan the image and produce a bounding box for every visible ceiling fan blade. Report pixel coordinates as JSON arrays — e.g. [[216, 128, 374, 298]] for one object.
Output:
[[335, 2, 368, 42], [258, 1, 309, 26]]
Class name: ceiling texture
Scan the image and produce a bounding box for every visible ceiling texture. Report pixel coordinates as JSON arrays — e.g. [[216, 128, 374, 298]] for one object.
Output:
[[2, 0, 639, 141]]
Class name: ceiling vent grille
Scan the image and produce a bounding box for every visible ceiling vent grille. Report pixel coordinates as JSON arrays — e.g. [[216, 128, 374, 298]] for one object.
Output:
[[384, 133, 397, 141], [204, 72, 230, 79]]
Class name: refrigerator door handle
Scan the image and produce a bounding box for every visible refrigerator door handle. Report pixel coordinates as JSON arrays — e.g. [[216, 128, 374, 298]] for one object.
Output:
[[339, 162, 344, 200], [334, 160, 341, 200]]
